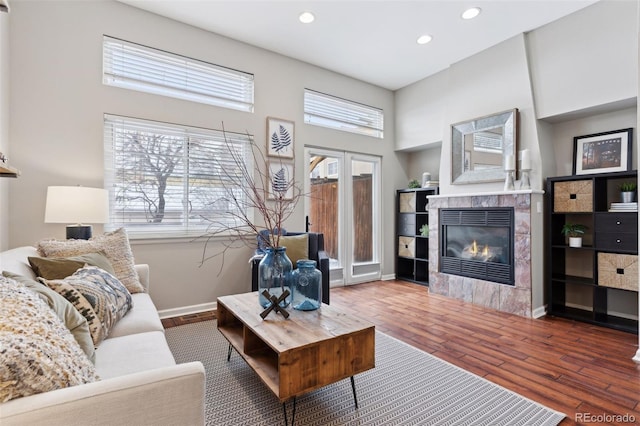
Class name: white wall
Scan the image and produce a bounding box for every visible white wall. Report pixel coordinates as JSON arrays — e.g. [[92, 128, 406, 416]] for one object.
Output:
[[7, 1, 403, 311], [0, 9, 9, 251]]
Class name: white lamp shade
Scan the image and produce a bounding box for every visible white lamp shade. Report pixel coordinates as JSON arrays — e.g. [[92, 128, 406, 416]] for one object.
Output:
[[45, 186, 109, 224]]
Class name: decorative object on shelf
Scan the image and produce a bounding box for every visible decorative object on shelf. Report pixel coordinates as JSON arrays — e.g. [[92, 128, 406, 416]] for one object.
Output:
[[44, 186, 109, 239], [561, 223, 588, 248], [0, 151, 20, 178], [0, 0, 8, 13], [408, 179, 421, 189], [519, 148, 531, 190], [291, 259, 322, 311], [421, 172, 431, 187], [619, 181, 637, 203], [259, 289, 290, 319], [572, 128, 633, 175], [266, 117, 294, 159], [451, 108, 518, 185], [258, 246, 293, 309], [419, 224, 429, 237], [504, 154, 515, 191]]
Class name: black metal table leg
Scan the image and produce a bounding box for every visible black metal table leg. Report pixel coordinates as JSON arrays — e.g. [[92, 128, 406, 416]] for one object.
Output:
[[227, 343, 232, 361], [350, 376, 358, 409], [282, 397, 296, 426]]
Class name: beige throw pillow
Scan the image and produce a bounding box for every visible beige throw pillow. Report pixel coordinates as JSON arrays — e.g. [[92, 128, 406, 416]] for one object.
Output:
[[0, 276, 99, 403], [2, 271, 95, 363], [37, 228, 144, 293], [271, 234, 309, 268]]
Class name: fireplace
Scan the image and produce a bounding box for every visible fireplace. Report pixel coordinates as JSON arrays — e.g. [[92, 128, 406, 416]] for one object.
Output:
[[440, 208, 514, 285]]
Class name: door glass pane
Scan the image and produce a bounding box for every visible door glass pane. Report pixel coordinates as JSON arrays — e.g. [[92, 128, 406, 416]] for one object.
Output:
[[352, 159, 374, 264], [309, 155, 340, 268]]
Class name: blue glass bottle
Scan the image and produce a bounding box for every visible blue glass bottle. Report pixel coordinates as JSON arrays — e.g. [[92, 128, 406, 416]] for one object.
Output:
[[258, 247, 292, 309], [291, 259, 322, 311]]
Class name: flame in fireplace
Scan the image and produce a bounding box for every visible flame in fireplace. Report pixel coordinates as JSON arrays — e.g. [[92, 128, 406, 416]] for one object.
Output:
[[467, 240, 492, 261]]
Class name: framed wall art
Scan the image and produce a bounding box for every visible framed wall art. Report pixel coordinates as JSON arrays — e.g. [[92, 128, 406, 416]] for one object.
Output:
[[268, 161, 294, 200], [267, 117, 294, 159], [573, 128, 633, 175]]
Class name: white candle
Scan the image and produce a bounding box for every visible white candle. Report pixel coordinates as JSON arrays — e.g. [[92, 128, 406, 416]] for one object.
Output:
[[504, 155, 515, 171], [520, 149, 531, 170]]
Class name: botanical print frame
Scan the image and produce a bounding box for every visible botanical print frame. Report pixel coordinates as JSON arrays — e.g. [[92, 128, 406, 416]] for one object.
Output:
[[267, 117, 294, 159], [573, 128, 633, 175], [267, 161, 294, 200]]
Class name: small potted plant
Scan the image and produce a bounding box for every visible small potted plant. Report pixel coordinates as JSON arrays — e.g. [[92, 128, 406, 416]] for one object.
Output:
[[561, 223, 588, 247], [619, 181, 637, 203]]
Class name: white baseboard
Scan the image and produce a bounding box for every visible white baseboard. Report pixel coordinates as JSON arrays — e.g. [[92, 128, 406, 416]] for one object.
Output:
[[532, 305, 547, 319], [633, 348, 640, 363], [158, 301, 217, 319], [381, 273, 396, 281]]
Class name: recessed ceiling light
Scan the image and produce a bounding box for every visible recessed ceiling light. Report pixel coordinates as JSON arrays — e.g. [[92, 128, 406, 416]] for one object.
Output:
[[417, 34, 433, 45], [461, 7, 481, 20], [299, 11, 315, 24]]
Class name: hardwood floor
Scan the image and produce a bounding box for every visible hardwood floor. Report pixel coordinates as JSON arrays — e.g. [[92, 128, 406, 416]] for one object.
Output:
[[163, 280, 640, 425]]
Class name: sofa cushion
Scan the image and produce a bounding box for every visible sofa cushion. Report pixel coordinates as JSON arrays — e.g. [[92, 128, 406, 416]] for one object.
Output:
[[0, 276, 99, 402], [108, 293, 164, 338], [28, 252, 116, 280], [94, 331, 176, 379], [42, 266, 133, 347], [2, 271, 95, 363], [37, 228, 145, 294], [0, 246, 40, 280], [272, 233, 308, 267]]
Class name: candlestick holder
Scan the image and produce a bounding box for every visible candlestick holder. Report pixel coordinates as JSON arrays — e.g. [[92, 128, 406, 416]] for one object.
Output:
[[519, 169, 531, 190], [504, 170, 515, 191]]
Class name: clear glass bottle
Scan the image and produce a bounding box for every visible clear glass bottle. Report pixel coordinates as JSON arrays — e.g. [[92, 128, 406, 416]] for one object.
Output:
[[258, 247, 292, 308], [291, 259, 322, 311]]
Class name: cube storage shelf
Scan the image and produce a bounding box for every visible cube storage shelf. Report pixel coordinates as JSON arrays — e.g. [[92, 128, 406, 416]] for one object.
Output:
[[396, 187, 438, 286], [546, 170, 638, 334]]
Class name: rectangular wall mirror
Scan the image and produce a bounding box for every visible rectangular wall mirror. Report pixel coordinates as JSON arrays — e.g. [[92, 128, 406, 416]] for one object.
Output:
[[451, 108, 518, 185]]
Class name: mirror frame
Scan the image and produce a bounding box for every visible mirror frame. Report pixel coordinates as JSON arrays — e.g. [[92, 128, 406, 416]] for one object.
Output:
[[451, 108, 518, 185]]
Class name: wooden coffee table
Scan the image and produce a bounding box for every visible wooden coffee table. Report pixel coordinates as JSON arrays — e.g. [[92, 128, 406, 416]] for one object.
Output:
[[217, 291, 375, 425]]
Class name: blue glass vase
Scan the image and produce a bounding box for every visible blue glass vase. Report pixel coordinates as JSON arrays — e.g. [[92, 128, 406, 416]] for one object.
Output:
[[291, 259, 322, 311], [258, 247, 293, 309]]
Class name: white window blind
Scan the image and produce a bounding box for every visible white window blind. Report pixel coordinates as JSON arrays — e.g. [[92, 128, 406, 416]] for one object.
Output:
[[304, 89, 384, 138], [104, 114, 252, 238], [103, 36, 254, 112]]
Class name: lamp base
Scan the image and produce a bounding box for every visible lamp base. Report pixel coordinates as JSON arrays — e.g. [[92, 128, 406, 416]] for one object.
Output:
[[66, 225, 92, 240]]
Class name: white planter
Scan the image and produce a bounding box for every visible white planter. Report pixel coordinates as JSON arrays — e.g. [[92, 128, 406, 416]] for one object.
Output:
[[569, 237, 583, 248]]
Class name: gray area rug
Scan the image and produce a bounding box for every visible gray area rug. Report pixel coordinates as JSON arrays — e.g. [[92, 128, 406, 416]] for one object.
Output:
[[165, 320, 565, 425]]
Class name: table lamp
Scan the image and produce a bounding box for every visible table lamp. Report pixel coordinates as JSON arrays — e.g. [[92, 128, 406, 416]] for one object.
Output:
[[45, 186, 109, 239]]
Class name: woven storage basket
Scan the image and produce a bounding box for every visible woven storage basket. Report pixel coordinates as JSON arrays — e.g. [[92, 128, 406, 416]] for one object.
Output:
[[399, 192, 416, 213], [597, 252, 638, 291], [398, 236, 415, 258], [553, 180, 593, 212]]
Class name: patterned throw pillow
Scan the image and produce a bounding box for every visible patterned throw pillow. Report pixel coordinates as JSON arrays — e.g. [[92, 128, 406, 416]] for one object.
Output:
[[0, 276, 99, 403], [37, 227, 145, 293], [42, 266, 133, 347]]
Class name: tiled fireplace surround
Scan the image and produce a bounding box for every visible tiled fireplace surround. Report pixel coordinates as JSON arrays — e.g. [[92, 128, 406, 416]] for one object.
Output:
[[428, 191, 543, 318]]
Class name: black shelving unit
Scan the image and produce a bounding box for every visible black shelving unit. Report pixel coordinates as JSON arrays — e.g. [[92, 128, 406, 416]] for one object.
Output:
[[546, 170, 638, 333], [396, 187, 439, 286]]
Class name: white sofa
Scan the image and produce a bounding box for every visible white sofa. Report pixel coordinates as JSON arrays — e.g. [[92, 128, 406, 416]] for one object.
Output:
[[0, 246, 206, 426]]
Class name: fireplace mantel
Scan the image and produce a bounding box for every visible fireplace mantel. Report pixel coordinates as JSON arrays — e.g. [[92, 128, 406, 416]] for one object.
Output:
[[427, 191, 545, 318]]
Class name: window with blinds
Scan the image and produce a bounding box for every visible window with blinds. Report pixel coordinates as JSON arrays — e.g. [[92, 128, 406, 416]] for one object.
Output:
[[103, 36, 254, 112], [104, 114, 253, 238], [303, 89, 384, 138]]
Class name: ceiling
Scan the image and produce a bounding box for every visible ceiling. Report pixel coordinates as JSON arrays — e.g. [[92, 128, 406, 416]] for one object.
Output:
[[119, 0, 599, 91]]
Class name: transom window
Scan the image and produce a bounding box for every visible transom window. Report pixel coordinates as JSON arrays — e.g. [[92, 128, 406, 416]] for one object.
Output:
[[103, 36, 254, 112], [303, 89, 384, 138], [104, 114, 252, 238]]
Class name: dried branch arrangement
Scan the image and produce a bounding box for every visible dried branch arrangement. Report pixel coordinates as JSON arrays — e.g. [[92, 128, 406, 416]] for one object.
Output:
[[199, 126, 304, 267]]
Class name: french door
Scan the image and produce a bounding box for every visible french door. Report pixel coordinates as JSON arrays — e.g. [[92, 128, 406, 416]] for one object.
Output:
[[304, 147, 381, 286]]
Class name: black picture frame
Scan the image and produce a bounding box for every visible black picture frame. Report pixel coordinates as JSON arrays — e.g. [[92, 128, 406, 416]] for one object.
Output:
[[572, 128, 633, 175]]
